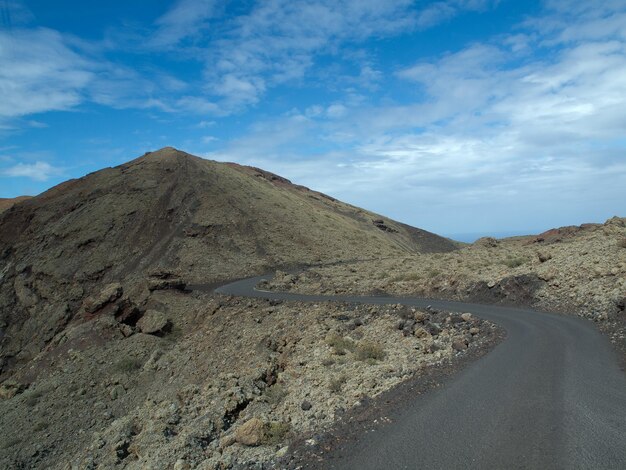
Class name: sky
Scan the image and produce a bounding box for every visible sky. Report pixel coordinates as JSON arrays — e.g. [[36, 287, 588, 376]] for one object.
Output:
[[0, 0, 625, 241]]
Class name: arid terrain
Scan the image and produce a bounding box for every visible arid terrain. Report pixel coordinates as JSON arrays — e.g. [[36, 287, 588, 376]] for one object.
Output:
[[0, 147, 456, 381], [0, 148, 623, 469], [0, 196, 31, 215], [0, 148, 486, 469], [264, 218, 626, 361]]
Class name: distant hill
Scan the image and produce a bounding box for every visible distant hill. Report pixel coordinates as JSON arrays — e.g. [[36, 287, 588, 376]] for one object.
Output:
[[0, 147, 456, 374], [0, 196, 31, 214]]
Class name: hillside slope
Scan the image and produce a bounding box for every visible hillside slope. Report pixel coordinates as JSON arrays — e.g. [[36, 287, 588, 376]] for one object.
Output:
[[265, 217, 626, 363], [0, 147, 455, 376], [0, 196, 31, 214], [0, 148, 467, 469]]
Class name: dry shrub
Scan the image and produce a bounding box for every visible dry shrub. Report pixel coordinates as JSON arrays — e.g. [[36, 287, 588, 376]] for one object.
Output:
[[355, 341, 385, 362], [262, 422, 291, 445]]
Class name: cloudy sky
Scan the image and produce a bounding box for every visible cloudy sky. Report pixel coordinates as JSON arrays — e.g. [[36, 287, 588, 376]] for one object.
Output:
[[1, 0, 625, 240]]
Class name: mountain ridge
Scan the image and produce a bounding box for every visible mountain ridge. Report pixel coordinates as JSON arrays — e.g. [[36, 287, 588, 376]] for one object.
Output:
[[0, 147, 457, 378]]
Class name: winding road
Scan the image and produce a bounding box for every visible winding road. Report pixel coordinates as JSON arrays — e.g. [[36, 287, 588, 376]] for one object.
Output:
[[215, 276, 626, 469]]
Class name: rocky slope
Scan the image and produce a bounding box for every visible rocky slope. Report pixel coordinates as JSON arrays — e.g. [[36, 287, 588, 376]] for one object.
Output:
[[264, 217, 626, 359], [0, 147, 471, 468], [0, 289, 498, 469], [0, 196, 31, 214], [0, 147, 456, 380]]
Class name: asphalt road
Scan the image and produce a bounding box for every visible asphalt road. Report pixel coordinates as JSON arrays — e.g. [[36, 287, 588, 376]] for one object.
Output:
[[215, 276, 626, 469]]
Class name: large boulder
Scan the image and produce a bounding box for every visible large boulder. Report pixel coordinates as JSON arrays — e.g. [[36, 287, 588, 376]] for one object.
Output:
[[137, 310, 170, 335], [452, 339, 468, 351], [147, 270, 186, 291], [83, 283, 123, 313], [234, 418, 265, 446]]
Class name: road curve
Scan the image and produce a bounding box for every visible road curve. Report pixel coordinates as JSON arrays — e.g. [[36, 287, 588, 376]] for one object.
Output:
[[214, 276, 626, 469]]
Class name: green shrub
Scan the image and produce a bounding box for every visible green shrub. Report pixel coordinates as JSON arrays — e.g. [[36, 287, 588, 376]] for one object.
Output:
[[426, 269, 440, 278], [328, 374, 347, 393], [502, 257, 526, 268], [262, 421, 291, 445], [23, 388, 45, 407], [1, 437, 20, 449], [326, 334, 356, 355], [618, 238, 626, 248], [164, 324, 184, 342], [262, 383, 287, 405], [391, 272, 421, 282], [115, 358, 143, 373], [355, 342, 385, 362], [33, 421, 49, 432]]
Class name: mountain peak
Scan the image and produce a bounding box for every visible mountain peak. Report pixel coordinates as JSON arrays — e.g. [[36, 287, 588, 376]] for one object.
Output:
[[141, 146, 191, 160]]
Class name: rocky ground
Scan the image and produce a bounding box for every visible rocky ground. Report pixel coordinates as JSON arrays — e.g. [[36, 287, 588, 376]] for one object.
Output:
[[0, 148, 456, 385], [0, 282, 499, 469], [264, 217, 626, 362], [0, 148, 469, 469], [2, 149, 618, 468]]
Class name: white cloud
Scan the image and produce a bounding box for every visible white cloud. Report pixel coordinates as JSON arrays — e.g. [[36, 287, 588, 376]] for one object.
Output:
[[1, 0, 624, 233], [0, 26, 174, 124], [2, 161, 63, 181], [416, 0, 498, 29], [213, 74, 265, 107], [0, 1, 506, 123], [149, 0, 500, 112], [326, 104, 347, 118], [205, 1, 626, 233], [0, 28, 94, 119], [150, 0, 217, 48], [176, 96, 220, 114]]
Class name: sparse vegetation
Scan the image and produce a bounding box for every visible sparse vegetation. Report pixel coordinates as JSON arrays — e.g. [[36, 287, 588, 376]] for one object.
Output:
[[328, 374, 347, 393], [164, 324, 184, 342], [391, 272, 421, 282], [502, 256, 527, 268], [262, 383, 287, 405], [23, 388, 45, 407], [426, 268, 440, 278], [355, 341, 386, 362], [326, 333, 356, 355], [33, 421, 49, 432], [0, 437, 21, 449], [321, 357, 335, 367], [115, 358, 143, 373], [262, 421, 291, 445]]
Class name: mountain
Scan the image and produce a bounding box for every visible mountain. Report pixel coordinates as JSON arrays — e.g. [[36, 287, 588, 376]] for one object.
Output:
[[0, 147, 456, 375], [0, 147, 464, 468], [0, 196, 31, 214]]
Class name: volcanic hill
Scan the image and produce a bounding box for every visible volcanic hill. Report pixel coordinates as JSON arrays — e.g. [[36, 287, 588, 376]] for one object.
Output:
[[0, 196, 31, 214], [0, 147, 456, 376], [0, 147, 472, 469]]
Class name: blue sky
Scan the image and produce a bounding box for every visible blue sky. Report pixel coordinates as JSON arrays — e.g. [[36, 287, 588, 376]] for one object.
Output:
[[1, 0, 625, 240]]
